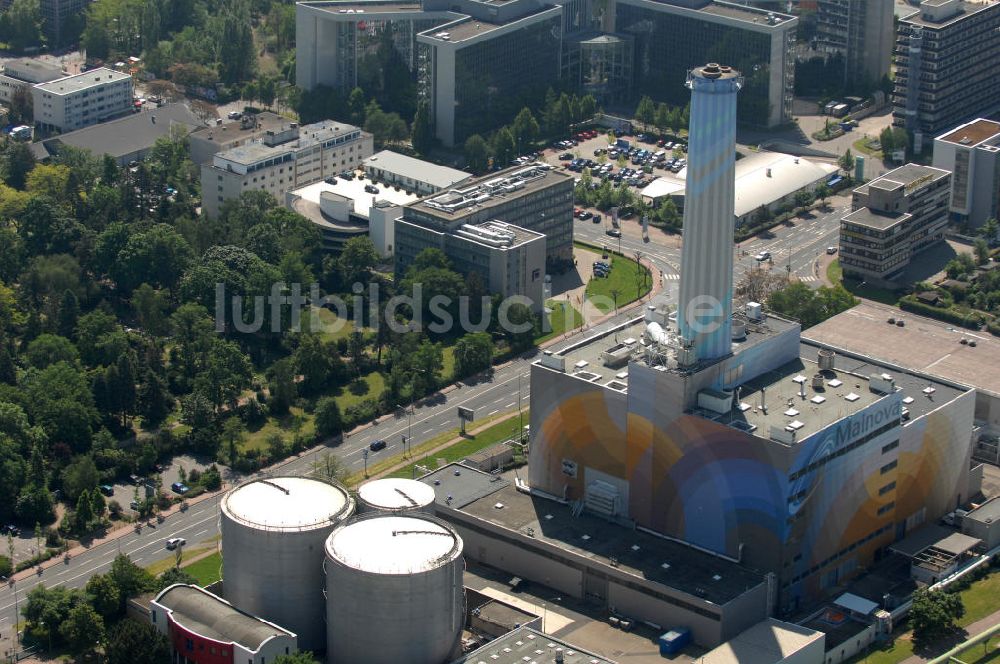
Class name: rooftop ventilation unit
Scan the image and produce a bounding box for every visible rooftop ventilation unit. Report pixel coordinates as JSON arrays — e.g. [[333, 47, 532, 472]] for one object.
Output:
[[870, 373, 895, 395], [818, 348, 835, 371]]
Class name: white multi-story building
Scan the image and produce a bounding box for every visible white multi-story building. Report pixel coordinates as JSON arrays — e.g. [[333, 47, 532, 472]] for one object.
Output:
[[933, 118, 1000, 230], [31, 67, 134, 133], [200, 119, 374, 219], [0, 59, 64, 105]]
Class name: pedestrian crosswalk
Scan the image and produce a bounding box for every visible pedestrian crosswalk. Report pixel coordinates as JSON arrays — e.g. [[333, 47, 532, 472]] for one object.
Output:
[[798, 275, 819, 283], [662, 273, 680, 280]]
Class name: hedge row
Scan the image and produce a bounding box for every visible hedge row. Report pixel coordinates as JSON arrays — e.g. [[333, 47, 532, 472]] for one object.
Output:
[[899, 296, 988, 329]]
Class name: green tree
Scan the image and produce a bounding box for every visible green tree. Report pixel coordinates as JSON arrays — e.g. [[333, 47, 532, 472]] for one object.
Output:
[[112, 224, 194, 293], [814, 183, 832, 205], [464, 134, 490, 173], [222, 416, 245, 466], [56, 289, 79, 339], [108, 553, 155, 612], [453, 331, 494, 378], [85, 573, 121, 620], [60, 603, 105, 654], [315, 396, 343, 438], [338, 236, 379, 284], [411, 100, 433, 155], [274, 654, 321, 664], [501, 302, 536, 352], [90, 488, 105, 520], [295, 334, 337, 394], [138, 370, 173, 428], [979, 217, 999, 245], [910, 588, 964, 646], [76, 489, 94, 528], [839, 148, 855, 172], [24, 334, 79, 369], [974, 238, 990, 266], [62, 455, 99, 502], [492, 127, 516, 168], [155, 566, 197, 591], [579, 94, 597, 120], [635, 95, 655, 126], [105, 619, 171, 664], [1, 0, 43, 52], [266, 358, 297, 416], [511, 107, 539, 154], [3, 140, 35, 189]]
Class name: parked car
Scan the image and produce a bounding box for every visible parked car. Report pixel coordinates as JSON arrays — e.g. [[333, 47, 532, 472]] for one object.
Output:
[[592, 215, 601, 224], [369, 439, 387, 452], [559, 152, 574, 160], [2, 525, 20, 536], [826, 246, 838, 254], [606, 229, 622, 237], [339, 171, 355, 180], [325, 176, 338, 185], [755, 251, 771, 262], [99, 485, 114, 497], [579, 210, 593, 220], [129, 474, 142, 485], [227, 111, 241, 120], [165, 537, 186, 550], [170, 482, 190, 494], [364, 184, 379, 194]]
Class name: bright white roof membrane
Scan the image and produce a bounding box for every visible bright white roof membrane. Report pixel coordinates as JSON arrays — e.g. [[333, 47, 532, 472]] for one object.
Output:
[[223, 477, 350, 530], [357, 478, 436, 510], [327, 516, 460, 574]]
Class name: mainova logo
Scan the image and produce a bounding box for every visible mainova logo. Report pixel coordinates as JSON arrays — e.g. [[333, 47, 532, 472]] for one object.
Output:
[[834, 400, 901, 447]]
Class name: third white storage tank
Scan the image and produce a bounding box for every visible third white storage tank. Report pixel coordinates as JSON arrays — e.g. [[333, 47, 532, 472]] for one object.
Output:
[[220, 476, 354, 651], [356, 477, 436, 514], [324, 513, 464, 663]]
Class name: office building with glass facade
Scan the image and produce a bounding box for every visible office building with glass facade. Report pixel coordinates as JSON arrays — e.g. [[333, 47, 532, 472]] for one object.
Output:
[[612, 0, 796, 127], [298, 0, 797, 143]]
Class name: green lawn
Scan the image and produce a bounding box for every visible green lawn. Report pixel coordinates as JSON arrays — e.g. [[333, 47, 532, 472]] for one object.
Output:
[[443, 345, 456, 381], [536, 300, 584, 344], [388, 410, 529, 480], [955, 636, 1000, 664], [243, 406, 315, 452], [333, 370, 386, 410], [584, 253, 652, 314], [856, 635, 914, 664], [827, 259, 901, 306], [312, 306, 368, 342], [958, 569, 1000, 627], [853, 137, 883, 159], [182, 551, 223, 586]]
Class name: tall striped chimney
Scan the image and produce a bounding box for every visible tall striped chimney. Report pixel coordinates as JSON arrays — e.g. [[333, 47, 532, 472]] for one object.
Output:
[[677, 63, 743, 362]]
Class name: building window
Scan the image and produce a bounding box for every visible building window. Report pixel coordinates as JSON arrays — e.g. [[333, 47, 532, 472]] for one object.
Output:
[[879, 481, 896, 496], [877, 502, 895, 516], [880, 460, 897, 474], [882, 440, 899, 454], [185, 639, 194, 651]]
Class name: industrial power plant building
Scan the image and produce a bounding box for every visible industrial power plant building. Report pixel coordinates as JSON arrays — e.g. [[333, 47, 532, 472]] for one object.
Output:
[[523, 62, 977, 618]]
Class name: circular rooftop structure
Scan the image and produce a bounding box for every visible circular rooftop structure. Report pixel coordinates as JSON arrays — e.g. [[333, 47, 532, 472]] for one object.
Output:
[[325, 514, 462, 575], [356, 477, 436, 514], [221, 476, 352, 531]]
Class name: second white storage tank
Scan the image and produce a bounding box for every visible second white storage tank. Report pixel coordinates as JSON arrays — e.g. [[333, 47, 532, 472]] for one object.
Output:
[[356, 477, 436, 514], [325, 513, 464, 663]]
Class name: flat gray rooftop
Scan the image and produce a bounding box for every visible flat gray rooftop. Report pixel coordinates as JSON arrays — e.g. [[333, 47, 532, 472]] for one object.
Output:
[[309, 1, 426, 14], [34, 67, 130, 94], [420, 465, 766, 606], [455, 626, 615, 664], [409, 162, 572, 221], [189, 112, 292, 148], [900, 0, 997, 28], [841, 207, 908, 231], [804, 301, 1000, 398], [965, 497, 1000, 524], [699, 1, 795, 27], [365, 149, 470, 190], [854, 163, 950, 195]]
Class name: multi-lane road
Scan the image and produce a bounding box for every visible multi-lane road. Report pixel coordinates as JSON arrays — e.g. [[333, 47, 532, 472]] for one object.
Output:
[[0, 198, 849, 637]]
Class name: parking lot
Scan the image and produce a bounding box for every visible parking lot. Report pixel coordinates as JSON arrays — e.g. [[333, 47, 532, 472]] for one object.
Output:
[[538, 128, 688, 207]]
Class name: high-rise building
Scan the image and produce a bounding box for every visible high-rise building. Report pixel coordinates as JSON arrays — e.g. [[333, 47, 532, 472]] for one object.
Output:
[[893, 0, 1000, 151], [613, 0, 797, 128], [297, 0, 798, 146], [677, 63, 741, 361], [814, 0, 894, 86], [933, 118, 1000, 230], [839, 163, 951, 285]]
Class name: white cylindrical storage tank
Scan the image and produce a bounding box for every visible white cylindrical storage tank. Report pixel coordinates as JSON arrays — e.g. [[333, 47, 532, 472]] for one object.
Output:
[[221, 476, 354, 652], [356, 477, 436, 514], [325, 513, 464, 664]]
